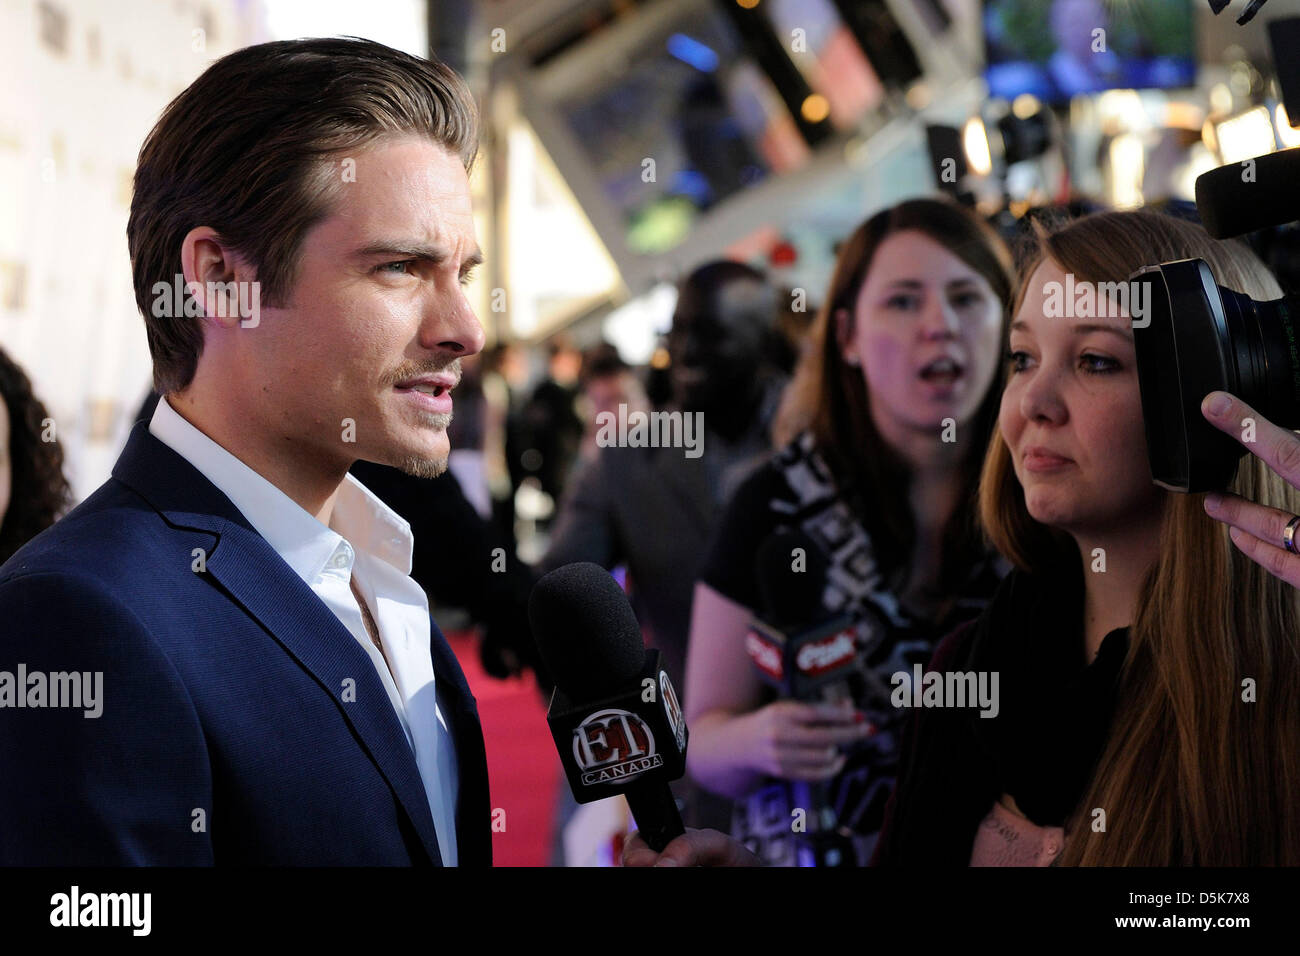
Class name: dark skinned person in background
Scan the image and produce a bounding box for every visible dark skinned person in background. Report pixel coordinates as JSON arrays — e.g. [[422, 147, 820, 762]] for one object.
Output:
[[541, 259, 788, 831]]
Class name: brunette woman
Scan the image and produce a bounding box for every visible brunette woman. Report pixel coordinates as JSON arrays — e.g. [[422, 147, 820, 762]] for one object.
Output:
[[684, 198, 1016, 865]]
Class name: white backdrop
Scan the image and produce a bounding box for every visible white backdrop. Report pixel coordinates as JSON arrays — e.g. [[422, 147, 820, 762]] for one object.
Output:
[[0, 0, 427, 502]]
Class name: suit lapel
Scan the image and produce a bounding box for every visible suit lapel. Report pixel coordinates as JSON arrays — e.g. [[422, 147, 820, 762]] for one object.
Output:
[[112, 423, 446, 865], [427, 623, 491, 866], [202, 519, 446, 865]]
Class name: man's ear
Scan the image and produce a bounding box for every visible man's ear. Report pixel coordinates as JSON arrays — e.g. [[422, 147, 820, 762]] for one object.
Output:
[[834, 307, 860, 367], [179, 226, 256, 330]]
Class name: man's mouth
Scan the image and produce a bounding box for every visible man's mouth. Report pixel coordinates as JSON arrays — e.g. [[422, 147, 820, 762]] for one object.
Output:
[[395, 382, 450, 397], [394, 373, 457, 415], [394, 371, 458, 396]]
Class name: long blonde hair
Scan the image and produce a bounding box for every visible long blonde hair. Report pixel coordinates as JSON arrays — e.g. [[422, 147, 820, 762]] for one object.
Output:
[[980, 210, 1300, 865]]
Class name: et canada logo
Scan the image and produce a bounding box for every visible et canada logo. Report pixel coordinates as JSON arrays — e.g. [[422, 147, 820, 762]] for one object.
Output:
[[660, 672, 686, 753], [572, 708, 663, 786]]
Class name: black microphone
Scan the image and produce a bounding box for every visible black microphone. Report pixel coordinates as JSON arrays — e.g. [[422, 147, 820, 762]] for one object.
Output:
[[747, 530, 862, 702], [527, 561, 688, 852], [1195, 146, 1300, 239], [744, 529, 868, 867]]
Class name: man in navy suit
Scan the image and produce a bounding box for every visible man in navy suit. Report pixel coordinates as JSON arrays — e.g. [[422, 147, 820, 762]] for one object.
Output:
[[0, 38, 492, 865]]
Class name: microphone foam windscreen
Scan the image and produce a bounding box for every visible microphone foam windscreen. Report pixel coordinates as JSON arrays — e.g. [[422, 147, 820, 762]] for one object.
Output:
[[528, 561, 646, 700], [1195, 147, 1300, 239]]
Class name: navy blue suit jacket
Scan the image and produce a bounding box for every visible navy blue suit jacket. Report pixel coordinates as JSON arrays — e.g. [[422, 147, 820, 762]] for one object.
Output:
[[0, 423, 491, 865]]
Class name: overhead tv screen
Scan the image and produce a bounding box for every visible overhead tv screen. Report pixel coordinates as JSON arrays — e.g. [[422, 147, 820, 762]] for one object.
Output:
[[551, 0, 883, 255], [984, 0, 1197, 103]]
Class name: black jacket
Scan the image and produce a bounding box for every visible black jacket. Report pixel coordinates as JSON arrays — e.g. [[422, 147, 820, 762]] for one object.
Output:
[[872, 557, 1129, 866]]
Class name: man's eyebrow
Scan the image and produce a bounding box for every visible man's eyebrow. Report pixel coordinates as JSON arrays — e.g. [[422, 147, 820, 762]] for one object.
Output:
[[1010, 319, 1133, 340], [354, 241, 484, 270]]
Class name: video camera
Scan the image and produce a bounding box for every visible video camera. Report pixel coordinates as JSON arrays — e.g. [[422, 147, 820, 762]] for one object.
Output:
[[1130, 16, 1300, 492]]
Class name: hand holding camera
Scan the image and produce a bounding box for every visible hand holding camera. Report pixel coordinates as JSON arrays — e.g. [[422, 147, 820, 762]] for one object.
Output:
[[1200, 390, 1300, 588]]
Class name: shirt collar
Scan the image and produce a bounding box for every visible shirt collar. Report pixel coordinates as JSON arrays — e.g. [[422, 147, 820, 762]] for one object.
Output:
[[148, 395, 414, 584], [331, 472, 416, 576]]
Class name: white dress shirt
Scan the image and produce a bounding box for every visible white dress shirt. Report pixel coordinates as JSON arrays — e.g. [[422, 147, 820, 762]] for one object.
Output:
[[149, 396, 459, 864]]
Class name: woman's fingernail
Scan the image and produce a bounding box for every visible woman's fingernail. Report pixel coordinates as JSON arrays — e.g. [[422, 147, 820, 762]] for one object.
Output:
[[655, 858, 679, 867], [1205, 392, 1231, 418], [1205, 492, 1222, 511]]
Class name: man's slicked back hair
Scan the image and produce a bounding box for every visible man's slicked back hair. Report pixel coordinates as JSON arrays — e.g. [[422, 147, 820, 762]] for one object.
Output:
[[128, 37, 479, 393]]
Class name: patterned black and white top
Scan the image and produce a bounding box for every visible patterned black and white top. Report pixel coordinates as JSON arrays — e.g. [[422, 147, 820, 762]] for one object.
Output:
[[698, 430, 1009, 866]]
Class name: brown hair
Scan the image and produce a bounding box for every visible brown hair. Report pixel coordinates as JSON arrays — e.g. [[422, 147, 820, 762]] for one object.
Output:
[[979, 209, 1300, 864], [127, 37, 479, 393], [0, 347, 72, 564], [774, 197, 1015, 592]]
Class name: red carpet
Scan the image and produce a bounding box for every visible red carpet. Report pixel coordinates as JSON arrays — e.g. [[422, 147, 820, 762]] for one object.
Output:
[[446, 630, 558, 867]]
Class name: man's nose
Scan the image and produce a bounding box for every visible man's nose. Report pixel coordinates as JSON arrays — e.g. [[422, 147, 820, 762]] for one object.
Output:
[[419, 287, 485, 358]]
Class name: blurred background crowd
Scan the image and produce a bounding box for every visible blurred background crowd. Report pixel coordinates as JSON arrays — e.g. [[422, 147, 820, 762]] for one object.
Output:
[[3, 0, 1299, 864]]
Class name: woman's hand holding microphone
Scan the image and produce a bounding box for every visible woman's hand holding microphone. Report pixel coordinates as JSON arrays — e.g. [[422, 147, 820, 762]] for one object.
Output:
[[739, 698, 873, 781]]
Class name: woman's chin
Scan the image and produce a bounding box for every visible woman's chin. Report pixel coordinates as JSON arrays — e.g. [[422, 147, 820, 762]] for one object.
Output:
[[1024, 491, 1076, 530]]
